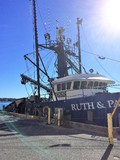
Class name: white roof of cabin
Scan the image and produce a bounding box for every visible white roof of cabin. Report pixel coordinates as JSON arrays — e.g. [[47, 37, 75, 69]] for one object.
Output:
[[52, 73, 115, 84]]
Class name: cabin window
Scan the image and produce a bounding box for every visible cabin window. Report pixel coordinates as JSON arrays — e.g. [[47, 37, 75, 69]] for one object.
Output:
[[98, 82, 102, 89], [94, 81, 98, 89], [103, 83, 107, 89], [98, 82, 107, 89], [81, 81, 87, 89], [57, 82, 72, 91], [67, 82, 71, 90], [73, 81, 80, 89], [62, 83, 65, 90], [88, 81, 93, 89], [57, 84, 61, 91]]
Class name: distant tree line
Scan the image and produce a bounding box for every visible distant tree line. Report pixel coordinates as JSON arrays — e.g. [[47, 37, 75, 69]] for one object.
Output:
[[0, 98, 16, 102]]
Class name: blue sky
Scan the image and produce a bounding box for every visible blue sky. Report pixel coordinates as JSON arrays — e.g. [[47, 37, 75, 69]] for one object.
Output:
[[0, 0, 120, 98]]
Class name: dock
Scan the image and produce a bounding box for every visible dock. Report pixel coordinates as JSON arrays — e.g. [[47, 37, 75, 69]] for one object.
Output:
[[0, 111, 120, 160]]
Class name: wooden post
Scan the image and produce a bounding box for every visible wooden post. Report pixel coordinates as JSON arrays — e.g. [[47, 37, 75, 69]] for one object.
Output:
[[58, 108, 61, 127], [107, 113, 113, 145], [112, 98, 120, 117], [107, 98, 120, 144], [48, 108, 51, 124]]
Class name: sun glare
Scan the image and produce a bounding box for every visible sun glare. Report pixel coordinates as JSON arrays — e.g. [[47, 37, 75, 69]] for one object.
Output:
[[101, 0, 120, 33]]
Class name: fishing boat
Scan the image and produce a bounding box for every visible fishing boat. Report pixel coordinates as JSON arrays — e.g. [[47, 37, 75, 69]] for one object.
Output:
[[20, 0, 120, 127]]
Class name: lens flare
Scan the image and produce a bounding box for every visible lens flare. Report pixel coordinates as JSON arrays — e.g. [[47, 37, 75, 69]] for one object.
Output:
[[101, 0, 120, 33]]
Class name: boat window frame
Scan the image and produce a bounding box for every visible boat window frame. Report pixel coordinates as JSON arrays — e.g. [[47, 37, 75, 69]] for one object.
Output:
[[98, 82, 103, 89], [66, 81, 72, 90], [80, 81, 87, 89], [73, 81, 80, 90], [62, 83, 65, 90], [98, 82, 107, 89], [87, 81, 93, 89], [57, 83, 61, 91], [93, 81, 99, 89], [56, 81, 72, 91], [102, 83, 107, 89]]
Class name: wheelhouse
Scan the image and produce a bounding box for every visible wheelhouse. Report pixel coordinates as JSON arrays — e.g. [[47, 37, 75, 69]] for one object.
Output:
[[52, 73, 115, 101]]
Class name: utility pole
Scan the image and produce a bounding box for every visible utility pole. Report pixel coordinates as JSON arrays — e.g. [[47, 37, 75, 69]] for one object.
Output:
[[77, 18, 82, 74], [32, 0, 40, 100]]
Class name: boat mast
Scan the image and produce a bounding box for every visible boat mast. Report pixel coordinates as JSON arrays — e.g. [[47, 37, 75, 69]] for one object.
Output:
[[56, 27, 68, 78], [32, 0, 40, 100], [77, 18, 82, 74]]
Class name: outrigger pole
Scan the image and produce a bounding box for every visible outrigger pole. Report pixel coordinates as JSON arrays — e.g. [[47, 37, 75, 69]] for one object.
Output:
[[77, 18, 82, 74], [32, 0, 40, 100]]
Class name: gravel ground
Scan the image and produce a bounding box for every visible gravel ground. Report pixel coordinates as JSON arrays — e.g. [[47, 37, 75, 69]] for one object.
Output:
[[0, 112, 120, 160]]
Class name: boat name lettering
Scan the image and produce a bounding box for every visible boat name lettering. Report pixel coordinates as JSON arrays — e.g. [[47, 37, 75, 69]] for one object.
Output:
[[97, 101, 105, 109], [107, 100, 119, 108], [71, 102, 95, 111], [71, 99, 119, 111]]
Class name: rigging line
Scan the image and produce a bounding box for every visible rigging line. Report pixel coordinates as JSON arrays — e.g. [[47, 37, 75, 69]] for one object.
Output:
[[108, 84, 120, 87], [40, 53, 53, 81], [25, 51, 35, 56], [28, 80, 35, 94], [24, 60, 36, 93], [27, 52, 36, 83], [41, 50, 53, 60], [81, 25, 120, 82], [81, 25, 93, 51], [52, 56, 57, 78], [24, 85, 30, 98], [95, 57, 120, 83], [47, 7, 51, 33], [41, 78, 48, 84], [29, 0, 35, 53], [68, 56, 74, 74], [46, 57, 53, 70], [24, 59, 35, 75], [25, 50, 52, 58], [41, 54, 56, 80], [108, 87, 120, 90], [28, 82, 36, 96], [82, 49, 120, 63], [69, 55, 87, 74], [64, 17, 72, 38], [40, 51, 54, 75], [36, 0, 48, 33], [23, 60, 32, 74], [110, 87, 120, 89], [51, 57, 57, 77]]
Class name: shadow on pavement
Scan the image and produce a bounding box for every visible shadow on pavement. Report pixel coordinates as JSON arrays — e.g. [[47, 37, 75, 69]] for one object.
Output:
[[101, 144, 113, 160], [48, 143, 71, 148]]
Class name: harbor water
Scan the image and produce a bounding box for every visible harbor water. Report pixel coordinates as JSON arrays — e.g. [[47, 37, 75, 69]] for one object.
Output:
[[0, 101, 12, 110]]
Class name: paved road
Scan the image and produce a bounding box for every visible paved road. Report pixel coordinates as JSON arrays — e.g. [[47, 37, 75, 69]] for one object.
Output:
[[0, 112, 120, 160]]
